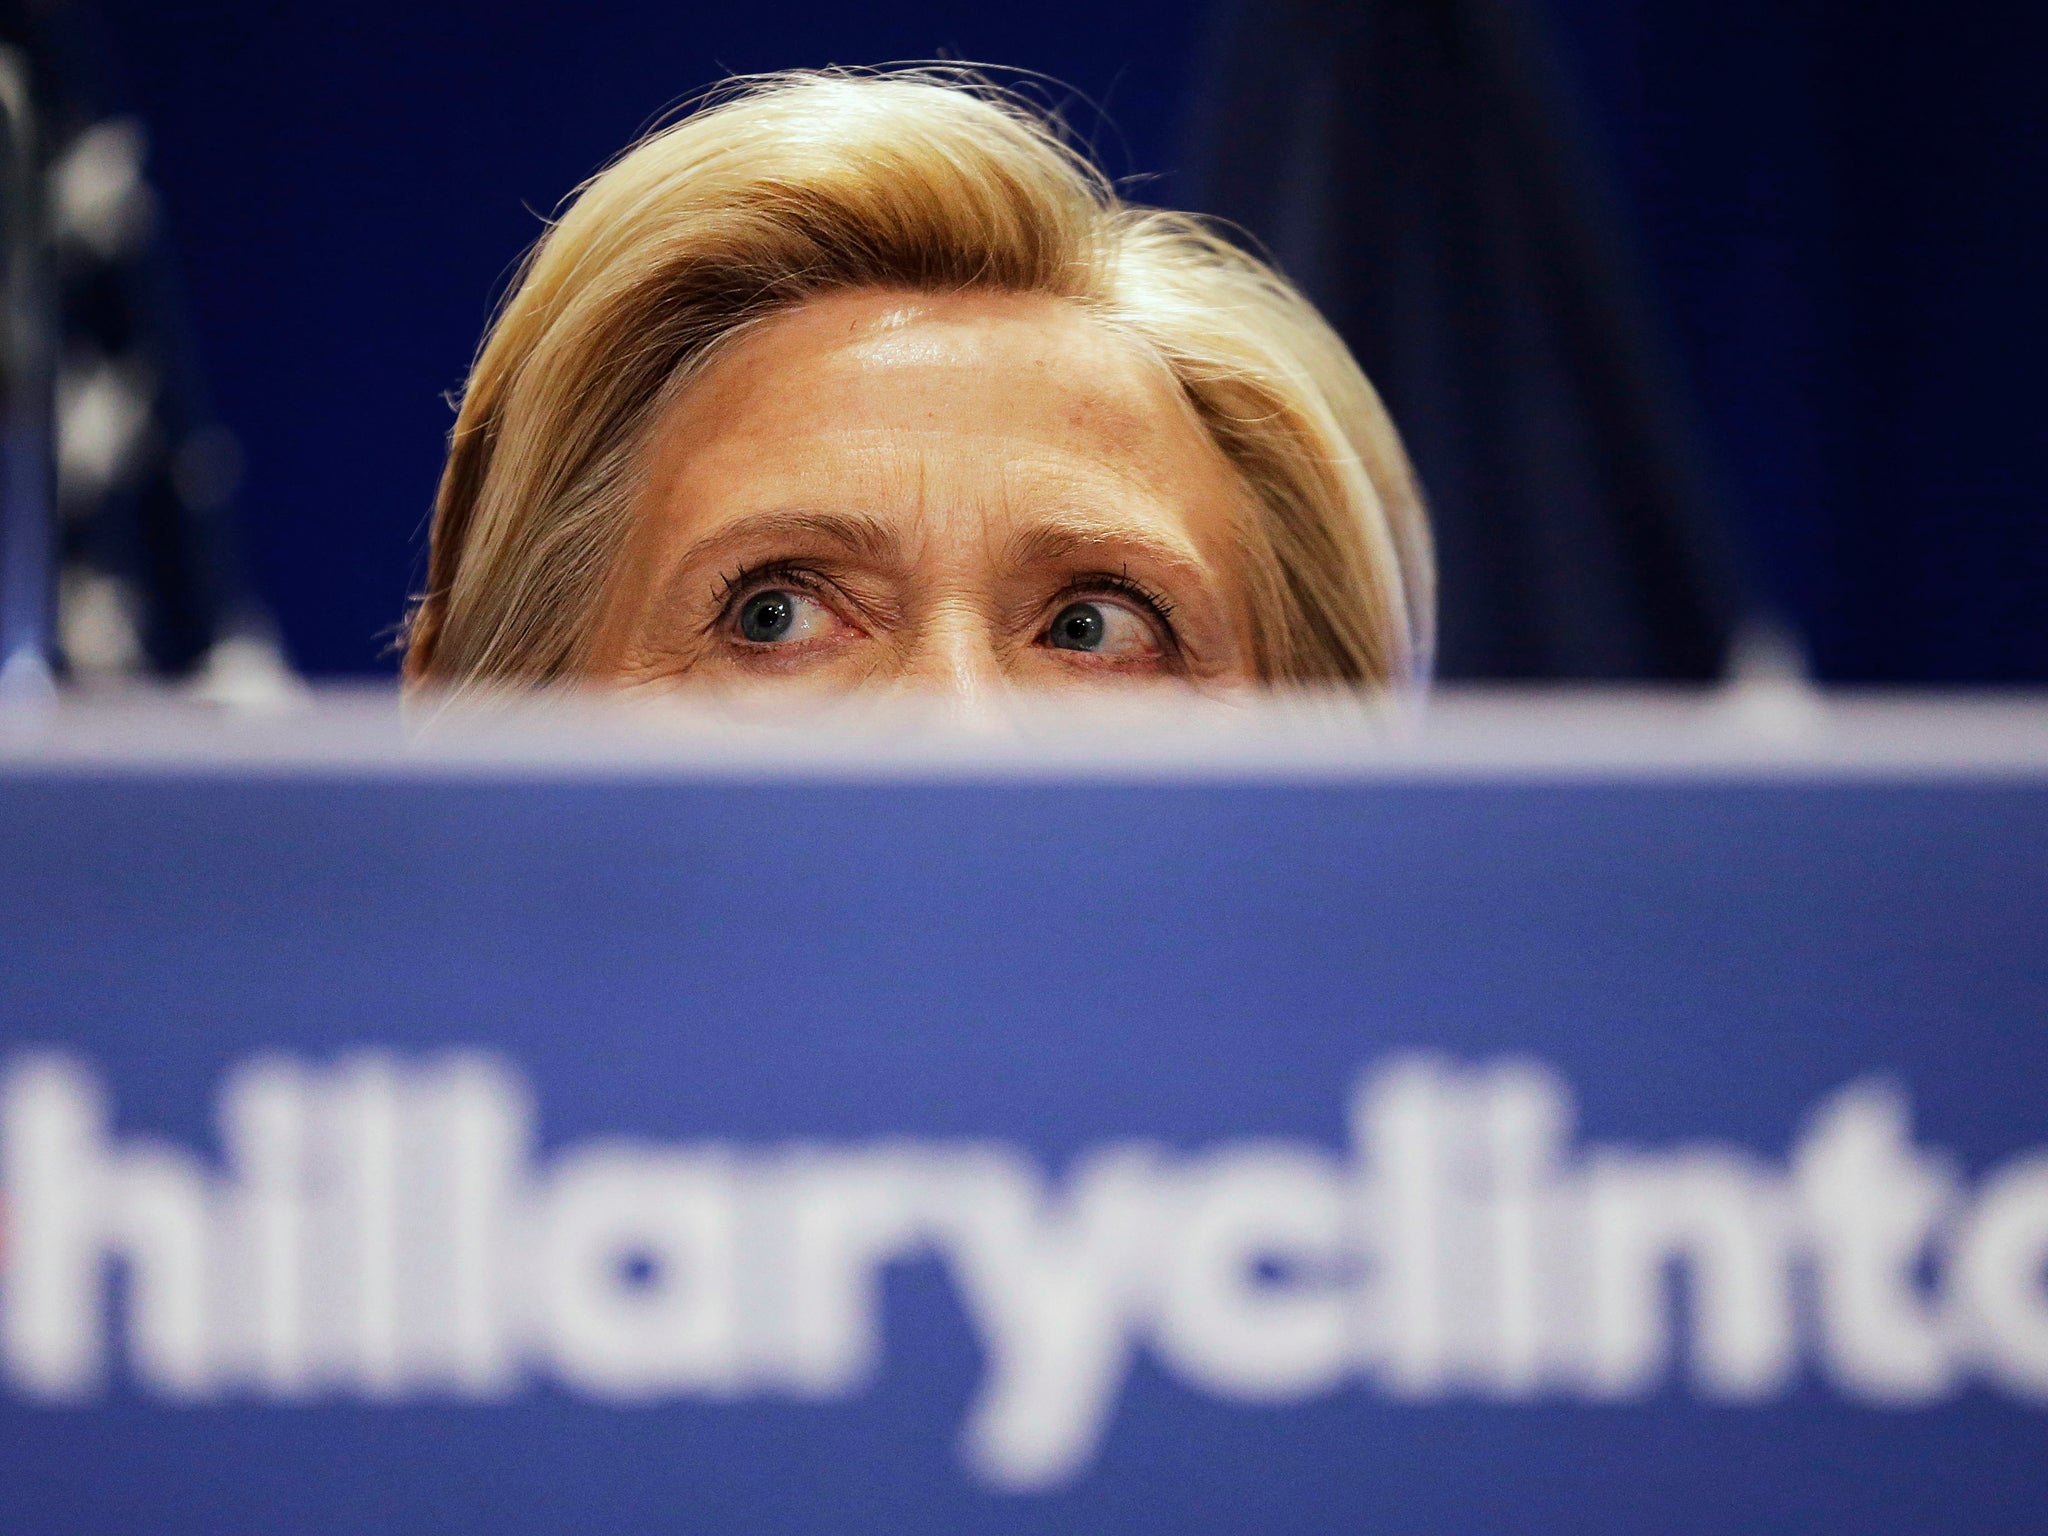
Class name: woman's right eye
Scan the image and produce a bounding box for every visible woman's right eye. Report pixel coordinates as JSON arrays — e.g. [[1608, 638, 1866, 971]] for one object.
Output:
[[733, 587, 837, 646]]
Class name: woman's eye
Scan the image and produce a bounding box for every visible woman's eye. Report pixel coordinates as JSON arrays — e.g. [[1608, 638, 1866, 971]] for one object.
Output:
[[1044, 599, 1160, 659], [734, 587, 834, 645]]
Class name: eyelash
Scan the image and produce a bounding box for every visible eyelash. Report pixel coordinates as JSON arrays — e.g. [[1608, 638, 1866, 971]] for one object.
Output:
[[1056, 571, 1181, 649], [709, 561, 832, 634]]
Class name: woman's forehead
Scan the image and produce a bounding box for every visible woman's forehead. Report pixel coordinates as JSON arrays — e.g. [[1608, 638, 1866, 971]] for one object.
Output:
[[656, 288, 1200, 465], [636, 286, 1245, 552]]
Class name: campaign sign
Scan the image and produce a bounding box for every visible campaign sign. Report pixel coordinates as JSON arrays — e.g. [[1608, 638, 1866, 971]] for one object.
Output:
[[1, 708, 2045, 1533]]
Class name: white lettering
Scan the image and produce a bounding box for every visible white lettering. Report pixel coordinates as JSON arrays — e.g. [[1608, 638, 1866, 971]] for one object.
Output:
[[1582, 1149, 1794, 1398], [0, 1054, 219, 1399], [536, 1143, 742, 1399], [1953, 1151, 2048, 1397], [1794, 1082, 1959, 1401], [1151, 1142, 1350, 1401], [939, 1144, 1165, 1491], [5, 1050, 2047, 1492]]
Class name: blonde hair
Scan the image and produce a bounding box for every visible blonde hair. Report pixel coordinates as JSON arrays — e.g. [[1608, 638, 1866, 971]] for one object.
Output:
[[402, 68, 1433, 690]]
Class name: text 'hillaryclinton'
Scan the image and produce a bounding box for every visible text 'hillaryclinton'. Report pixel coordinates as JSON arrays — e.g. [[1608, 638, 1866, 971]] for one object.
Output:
[[4, 1052, 2046, 1489]]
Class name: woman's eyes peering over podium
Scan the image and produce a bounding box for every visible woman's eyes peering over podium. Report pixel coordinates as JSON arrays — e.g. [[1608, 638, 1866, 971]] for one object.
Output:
[[584, 287, 1257, 700]]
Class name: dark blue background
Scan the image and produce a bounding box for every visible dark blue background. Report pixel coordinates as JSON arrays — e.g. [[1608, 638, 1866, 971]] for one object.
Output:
[[1, 769, 2045, 1533], [85, 2, 2048, 681], [1548, 0, 2048, 683]]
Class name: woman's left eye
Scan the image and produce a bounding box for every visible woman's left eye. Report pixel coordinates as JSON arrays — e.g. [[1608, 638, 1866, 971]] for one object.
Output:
[[733, 587, 836, 645], [1043, 599, 1161, 659]]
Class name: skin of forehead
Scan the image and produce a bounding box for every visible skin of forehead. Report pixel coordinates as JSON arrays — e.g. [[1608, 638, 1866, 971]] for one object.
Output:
[[630, 287, 1246, 566]]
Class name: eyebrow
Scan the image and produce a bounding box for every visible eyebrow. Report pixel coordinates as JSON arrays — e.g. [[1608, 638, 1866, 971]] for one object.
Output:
[[663, 509, 908, 587], [1001, 515, 1213, 585]]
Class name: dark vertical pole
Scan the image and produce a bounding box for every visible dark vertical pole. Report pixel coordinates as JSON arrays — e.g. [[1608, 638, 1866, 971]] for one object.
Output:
[[0, 42, 54, 702]]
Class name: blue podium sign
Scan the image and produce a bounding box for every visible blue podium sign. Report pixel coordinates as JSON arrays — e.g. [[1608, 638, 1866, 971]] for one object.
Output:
[[2, 694, 2045, 1534]]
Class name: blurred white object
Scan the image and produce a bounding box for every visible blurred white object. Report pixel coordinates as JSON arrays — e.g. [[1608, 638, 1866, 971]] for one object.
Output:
[[185, 629, 309, 713], [50, 117, 156, 259], [1717, 619, 1825, 741], [57, 568, 143, 676]]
